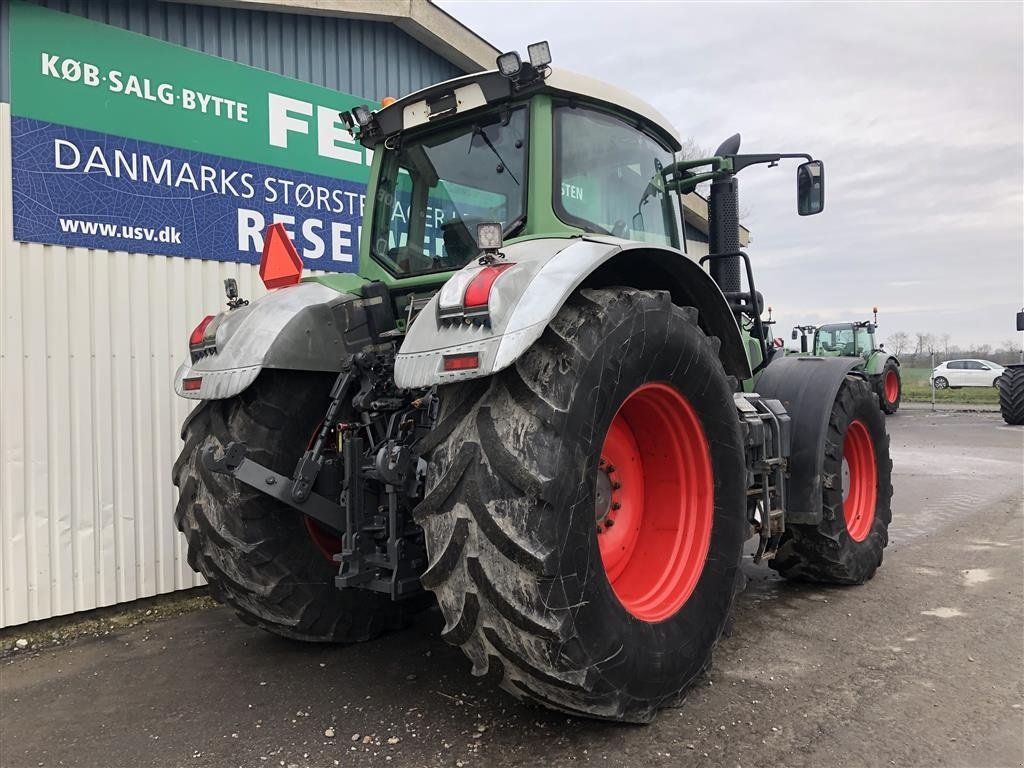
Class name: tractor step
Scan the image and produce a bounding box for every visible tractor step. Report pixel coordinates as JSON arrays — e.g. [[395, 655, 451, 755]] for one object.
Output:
[[734, 394, 791, 562]]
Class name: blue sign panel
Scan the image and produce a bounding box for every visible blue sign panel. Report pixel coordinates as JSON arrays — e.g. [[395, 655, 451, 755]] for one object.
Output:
[[11, 117, 365, 272]]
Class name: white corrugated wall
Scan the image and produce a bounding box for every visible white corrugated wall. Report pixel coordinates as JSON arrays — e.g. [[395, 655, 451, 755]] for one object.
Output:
[[0, 103, 277, 627]]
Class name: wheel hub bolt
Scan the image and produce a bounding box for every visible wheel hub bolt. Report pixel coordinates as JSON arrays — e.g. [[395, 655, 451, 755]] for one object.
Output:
[[604, 519, 614, 528], [611, 502, 621, 511]]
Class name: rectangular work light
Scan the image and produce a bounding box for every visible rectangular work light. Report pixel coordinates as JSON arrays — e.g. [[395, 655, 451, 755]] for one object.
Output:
[[496, 51, 522, 77], [476, 222, 503, 251], [527, 41, 551, 68]]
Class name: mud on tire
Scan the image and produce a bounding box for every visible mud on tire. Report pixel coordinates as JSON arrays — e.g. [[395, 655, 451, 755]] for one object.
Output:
[[172, 371, 414, 642], [414, 288, 748, 722], [771, 375, 893, 584], [998, 365, 1024, 425]]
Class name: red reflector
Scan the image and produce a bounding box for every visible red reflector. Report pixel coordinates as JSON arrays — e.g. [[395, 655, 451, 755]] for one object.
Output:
[[443, 352, 479, 371], [182, 377, 203, 391], [189, 315, 215, 346], [260, 223, 304, 289], [463, 263, 514, 308]]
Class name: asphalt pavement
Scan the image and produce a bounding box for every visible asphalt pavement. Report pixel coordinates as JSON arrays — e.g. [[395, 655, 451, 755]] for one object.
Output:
[[2, 411, 1022, 768]]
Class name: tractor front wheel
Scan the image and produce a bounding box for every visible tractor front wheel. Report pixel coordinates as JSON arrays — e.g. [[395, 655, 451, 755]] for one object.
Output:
[[172, 371, 416, 642], [771, 376, 893, 584], [876, 359, 901, 414], [415, 289, 747, 722]]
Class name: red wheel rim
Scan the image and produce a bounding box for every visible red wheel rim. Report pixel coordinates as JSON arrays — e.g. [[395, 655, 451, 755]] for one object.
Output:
[[303, 421, 343, 561], [842, 419, 877, 542], [305, 517, 342, 561], [595, 382, 714, 622], [884, 370, 899, 403]]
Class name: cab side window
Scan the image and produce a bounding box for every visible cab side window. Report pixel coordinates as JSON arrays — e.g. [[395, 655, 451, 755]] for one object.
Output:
[[855, 326, 872, 353], [554, 105, 677, 247]]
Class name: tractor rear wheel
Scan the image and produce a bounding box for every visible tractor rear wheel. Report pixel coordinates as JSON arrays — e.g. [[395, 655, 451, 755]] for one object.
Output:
[[770, 375, 893, 584], [876, 359, 901, 414], [998, 365, 1024, 425], [415, 288, 747, 722], [172, 371, 415, 642]]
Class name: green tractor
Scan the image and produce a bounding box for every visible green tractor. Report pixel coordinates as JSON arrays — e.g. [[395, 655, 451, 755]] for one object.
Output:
[[997, 309, 1024, 425], [791, 310, 902, 414], [172, 44, 892, 723]]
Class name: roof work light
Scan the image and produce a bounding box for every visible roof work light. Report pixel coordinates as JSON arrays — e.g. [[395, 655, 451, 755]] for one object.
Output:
[[496, 51, 522, 77], [527, 41, 551, 68]]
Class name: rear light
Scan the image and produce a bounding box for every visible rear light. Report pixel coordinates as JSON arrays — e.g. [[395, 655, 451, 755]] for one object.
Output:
[[182, 377, 203, 391], [189, 315, 215, 346], [260, 223, 303, 289], [443, 352, 479, 371], [438, 268, 482, 312], [464, 263, 514, 308]]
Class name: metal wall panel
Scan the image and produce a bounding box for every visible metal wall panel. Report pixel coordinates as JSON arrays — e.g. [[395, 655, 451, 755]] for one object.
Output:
[[0, 0, 463, 104], [0, 103, 284, 626], [0, 1, 466, 626]]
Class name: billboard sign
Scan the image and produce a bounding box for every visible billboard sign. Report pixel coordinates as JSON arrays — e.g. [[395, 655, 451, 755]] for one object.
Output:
[[8, 2, 381, 271]]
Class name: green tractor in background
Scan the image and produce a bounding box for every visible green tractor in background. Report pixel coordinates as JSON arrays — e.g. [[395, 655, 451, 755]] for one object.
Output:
[[791, 309, 902, 414], [172, 44, 892, 723]]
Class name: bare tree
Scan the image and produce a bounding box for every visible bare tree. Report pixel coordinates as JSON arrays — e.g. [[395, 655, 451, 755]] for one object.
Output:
[[886, 331, 909, 357], [912, 333, 937, 359], [940, 333, 951, 357], [678, 137, 713, 161], [678, 137, 751, 219]]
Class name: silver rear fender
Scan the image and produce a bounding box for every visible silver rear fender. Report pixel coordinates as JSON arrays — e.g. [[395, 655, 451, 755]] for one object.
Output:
[[174, 281, 360, 400]]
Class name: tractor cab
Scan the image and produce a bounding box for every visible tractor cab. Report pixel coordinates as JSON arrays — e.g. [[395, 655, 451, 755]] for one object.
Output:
[[812, 307, 881, 359], [349, 48, 686, 286], [813, 321, 876, 359]]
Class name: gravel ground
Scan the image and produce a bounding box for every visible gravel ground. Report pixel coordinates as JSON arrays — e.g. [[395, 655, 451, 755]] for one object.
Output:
[[2, 411, 1022, 768]]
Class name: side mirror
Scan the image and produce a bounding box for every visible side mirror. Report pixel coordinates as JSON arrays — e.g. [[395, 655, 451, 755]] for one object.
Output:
[[791, 328, 799, 341], [797, 160, 825, 216], [866, 323, 876, 334], [1017, 310, 1024, 331]]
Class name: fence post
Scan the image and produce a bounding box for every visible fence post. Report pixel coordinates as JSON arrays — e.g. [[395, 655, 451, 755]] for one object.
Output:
[[931, 351, 936, 412]]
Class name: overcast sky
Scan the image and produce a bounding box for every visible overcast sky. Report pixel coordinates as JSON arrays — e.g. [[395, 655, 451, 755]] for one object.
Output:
[[440, 1, 1023, 350]]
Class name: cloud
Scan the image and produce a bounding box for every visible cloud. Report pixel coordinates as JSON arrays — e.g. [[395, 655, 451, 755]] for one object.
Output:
[[441, 1, 1023, 346]]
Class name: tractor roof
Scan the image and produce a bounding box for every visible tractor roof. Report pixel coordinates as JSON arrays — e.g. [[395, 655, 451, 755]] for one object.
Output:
[[363, 67, 682, 152]]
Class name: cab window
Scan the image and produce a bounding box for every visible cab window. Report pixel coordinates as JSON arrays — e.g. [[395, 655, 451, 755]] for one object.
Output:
[[370, 107, 528, 276], [815, 325, 855, 355], [854, 326, 872, 353], [554, 104, 677, 247]]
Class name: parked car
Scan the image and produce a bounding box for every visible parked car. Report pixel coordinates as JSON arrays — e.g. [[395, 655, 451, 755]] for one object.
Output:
[[931, 359, 1005, 388]]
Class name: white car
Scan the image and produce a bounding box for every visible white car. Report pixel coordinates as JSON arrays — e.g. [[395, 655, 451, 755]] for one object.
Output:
[[931, 359, 1005, 389]]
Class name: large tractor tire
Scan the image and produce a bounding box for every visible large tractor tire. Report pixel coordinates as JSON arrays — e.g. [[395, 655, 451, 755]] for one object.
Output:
[[876, 359, 901, 414], [172, 371, 414, 642], [998, 365, 1024, 425], [414, 288, 747, 722], [771, 376, 893, 584]]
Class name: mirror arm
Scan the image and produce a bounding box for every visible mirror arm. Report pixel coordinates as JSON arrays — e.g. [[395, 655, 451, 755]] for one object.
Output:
[[668, 171, 725, 195], [730, 152, 813, 172]]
